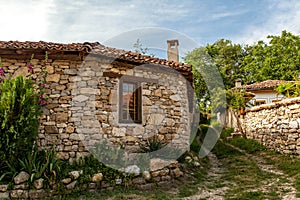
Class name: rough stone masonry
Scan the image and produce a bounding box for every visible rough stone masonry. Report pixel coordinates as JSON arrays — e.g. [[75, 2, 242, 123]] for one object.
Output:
[[0, 41, 194, 163], [239, 97, 300, 155]]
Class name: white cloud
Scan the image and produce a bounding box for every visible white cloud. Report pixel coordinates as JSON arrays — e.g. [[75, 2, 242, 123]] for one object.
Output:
[[45, 0, 190, 43], [1, 0, 299, 48], [211, 10, 247, 21], [0, 0, 54, 41], [233, 0, 300, 45]]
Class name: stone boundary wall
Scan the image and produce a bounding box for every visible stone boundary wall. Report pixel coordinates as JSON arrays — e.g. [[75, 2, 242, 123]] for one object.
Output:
[[0, 159, 183, 199], [240, 97, 300, 154]]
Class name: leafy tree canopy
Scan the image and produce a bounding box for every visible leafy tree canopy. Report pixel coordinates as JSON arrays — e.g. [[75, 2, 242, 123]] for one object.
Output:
[[184, 30, 300, 114], [242, 30, 300, 83]]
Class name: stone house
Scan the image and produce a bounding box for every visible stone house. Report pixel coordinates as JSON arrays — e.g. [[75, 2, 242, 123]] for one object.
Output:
[[0, 40, 194, 162], [236, 79, 288, 107]]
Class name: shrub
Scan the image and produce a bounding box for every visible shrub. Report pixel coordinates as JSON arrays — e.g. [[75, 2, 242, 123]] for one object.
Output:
[[0, 76, 42, 165], [0, 55, 48, 183], [18, 145, 62, 186], [276, 81, 300, 97], [139, 135, 167, 153]]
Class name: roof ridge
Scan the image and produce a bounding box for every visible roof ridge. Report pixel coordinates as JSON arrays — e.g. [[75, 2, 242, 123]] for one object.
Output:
[[0, 40, 191, 73]]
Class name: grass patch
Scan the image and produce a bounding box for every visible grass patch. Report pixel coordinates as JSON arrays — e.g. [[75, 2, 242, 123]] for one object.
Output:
[[56, 188, 176, 200], [212, 136, 281, 199], [212, 139, 244, 159], [295, 177, 300, 197], [227, 138, 267, 154], [236, 191, 265, 200], [178, 165, 208, 198], [220, 127, 234, 140], [268, 154, 300, 197]]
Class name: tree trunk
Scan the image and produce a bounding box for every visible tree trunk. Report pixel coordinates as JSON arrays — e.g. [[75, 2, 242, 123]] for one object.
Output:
[[231, 108, 246, 139]]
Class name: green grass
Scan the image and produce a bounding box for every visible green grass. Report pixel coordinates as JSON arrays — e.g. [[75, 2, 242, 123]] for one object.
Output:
[[52, 188, 177, 200], [263, 153, 300, 197], [227, 137, 267, 154], [212, 134, 281, 199], [178, 168, 208, 198], [212, 139, 244, 159]]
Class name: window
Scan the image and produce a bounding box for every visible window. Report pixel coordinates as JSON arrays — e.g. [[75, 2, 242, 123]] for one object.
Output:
[[119, 80, 142, 123], [254, 99, 266, 106], [272, 100, 280, 103]]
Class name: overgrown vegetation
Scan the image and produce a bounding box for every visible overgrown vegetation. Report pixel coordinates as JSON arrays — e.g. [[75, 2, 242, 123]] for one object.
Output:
[[276, 81, 300, 97], [0, 55, 48, 183]]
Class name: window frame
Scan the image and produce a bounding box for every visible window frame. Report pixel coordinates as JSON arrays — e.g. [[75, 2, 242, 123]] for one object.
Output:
[[119, 78, 142, 124], [254, 99, 266, 106]]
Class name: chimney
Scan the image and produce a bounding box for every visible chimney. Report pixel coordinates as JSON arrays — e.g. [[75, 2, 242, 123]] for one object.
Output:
[[235, 79, 242, 87], [167, 40, 179, 62]]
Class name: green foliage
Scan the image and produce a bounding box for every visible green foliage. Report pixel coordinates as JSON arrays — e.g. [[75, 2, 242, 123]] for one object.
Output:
[[220, 127, 234, 140], [212, 139, 243, 159], [185, 31, 300, 115], [90, 140, 126, 169], [190, 136, 201, 154], [226, 89, 246, 111], [242, 30, 300, 83], [206, 39, 246, 89], [59, 155, 126, 187], [19, 146, 62, 186], [184, 47, 226, 116], [236, 191, 265, 199], [139, 135, 184, 160], [275, 81, 300, 97], [0, 76, 42, 167], [139, 135, 167, 153], [227, 138, 267, 154], [0, 54, 48, 183]]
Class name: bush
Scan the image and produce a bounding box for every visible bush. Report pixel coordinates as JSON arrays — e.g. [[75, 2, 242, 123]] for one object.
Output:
[[0, 76, 43, 181], [139, 135, 167, 153], [220, 127, 234, 139]]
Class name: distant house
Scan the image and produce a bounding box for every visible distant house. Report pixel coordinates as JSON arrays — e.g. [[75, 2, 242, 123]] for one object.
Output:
[[242, 80, 289, 107]]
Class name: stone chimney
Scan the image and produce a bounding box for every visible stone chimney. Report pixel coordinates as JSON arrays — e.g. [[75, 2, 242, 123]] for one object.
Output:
[[167, 40, 179, 62], [235, 79, 242, 87]]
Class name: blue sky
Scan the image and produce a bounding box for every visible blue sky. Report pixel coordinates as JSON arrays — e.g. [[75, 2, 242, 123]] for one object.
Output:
[[0, 0, 300, 59]]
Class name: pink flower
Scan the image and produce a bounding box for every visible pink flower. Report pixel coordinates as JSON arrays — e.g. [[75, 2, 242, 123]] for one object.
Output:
[[41, 83, 46, 88], [40, 99, 46, 106], [0, 68, 4, 76], [28, 63, 34, 73]]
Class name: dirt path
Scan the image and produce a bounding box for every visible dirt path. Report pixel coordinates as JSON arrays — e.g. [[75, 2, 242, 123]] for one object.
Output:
[[184, 152, 229, 200], [226, 143, 298, 200], [184, 141, 299, 200]]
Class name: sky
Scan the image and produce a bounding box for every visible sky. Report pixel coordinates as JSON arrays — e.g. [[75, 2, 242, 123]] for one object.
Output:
[[0, 0, 300, 59]]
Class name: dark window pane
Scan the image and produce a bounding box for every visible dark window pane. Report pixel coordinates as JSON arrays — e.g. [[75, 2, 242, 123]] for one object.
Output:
[[120, 81, 141, 123]]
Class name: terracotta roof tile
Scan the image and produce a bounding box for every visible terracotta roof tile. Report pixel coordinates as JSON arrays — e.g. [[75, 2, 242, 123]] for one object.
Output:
[[244, 80, 291, 90], [0, 40, 191, 73]]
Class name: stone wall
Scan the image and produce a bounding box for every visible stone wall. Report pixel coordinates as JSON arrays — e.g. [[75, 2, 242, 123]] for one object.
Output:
[[240, 97, 300, 154], [0, 53, 191, 161], [0, 158, 183, 199]]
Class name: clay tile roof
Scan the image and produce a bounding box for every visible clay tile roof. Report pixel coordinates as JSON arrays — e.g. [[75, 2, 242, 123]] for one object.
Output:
[[245, 80, 291, 90], [0, 40, 191, 73]]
